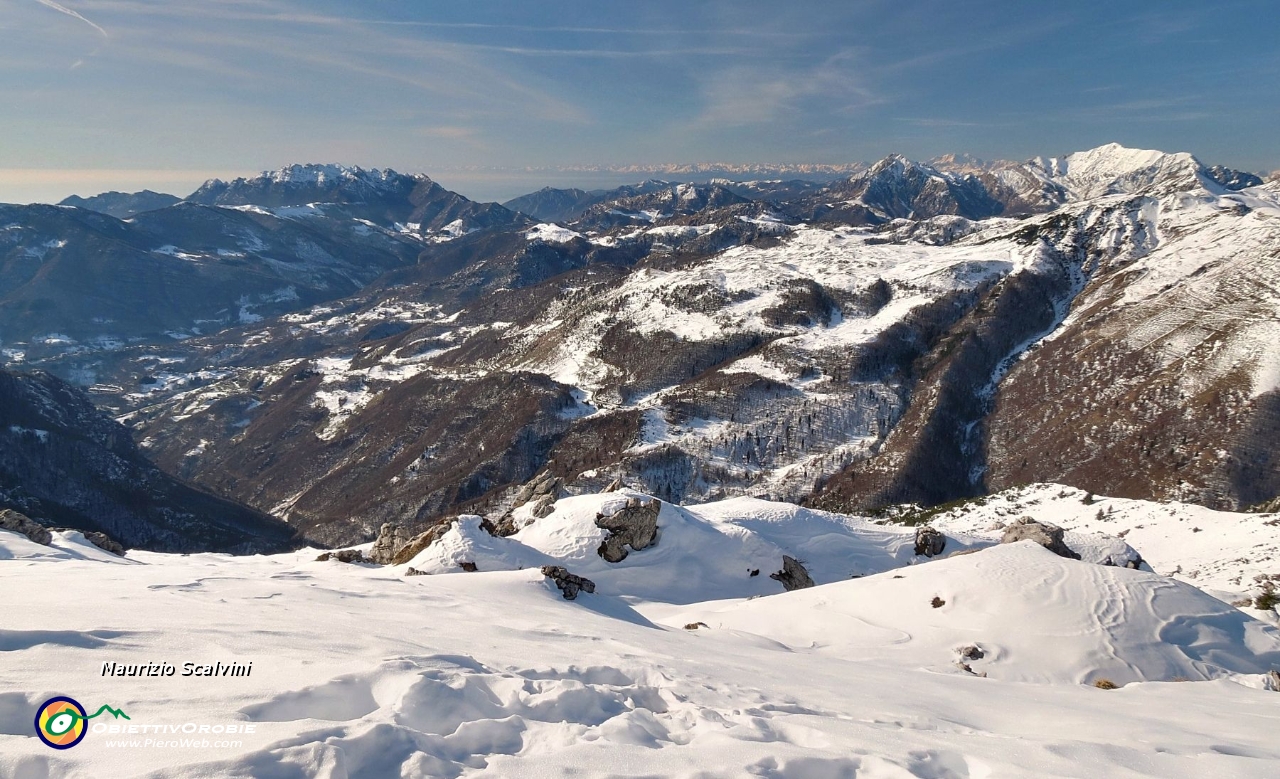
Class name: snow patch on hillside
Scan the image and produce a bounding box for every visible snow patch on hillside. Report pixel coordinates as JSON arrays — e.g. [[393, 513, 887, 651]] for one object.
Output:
[[526, 223, 582, 244]]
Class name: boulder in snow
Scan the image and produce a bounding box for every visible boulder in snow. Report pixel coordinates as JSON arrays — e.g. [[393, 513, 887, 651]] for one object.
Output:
[[541, 565, 596, 600], [596, 497, 660, 562], [1001, 517, 1080, 560], [914, 526, 946, 557], [82, 531, 126, 556], [0, 509, 51, 546], [770, 555, 815, 591], [316, 549, 366, 564]]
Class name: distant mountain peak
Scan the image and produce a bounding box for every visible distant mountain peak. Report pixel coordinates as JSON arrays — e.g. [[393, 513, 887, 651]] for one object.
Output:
[[262, 163, 427, 188], [1027, 143, 1208, 199], [191, 164, 431, 202], [58, 190, 181, 219]]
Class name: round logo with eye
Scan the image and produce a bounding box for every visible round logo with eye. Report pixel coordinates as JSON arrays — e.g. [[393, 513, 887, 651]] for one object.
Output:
[[35, 696, 88, 749]]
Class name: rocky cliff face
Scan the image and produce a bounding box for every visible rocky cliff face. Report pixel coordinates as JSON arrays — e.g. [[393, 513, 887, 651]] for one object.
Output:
[[0, 369, 296, 552]]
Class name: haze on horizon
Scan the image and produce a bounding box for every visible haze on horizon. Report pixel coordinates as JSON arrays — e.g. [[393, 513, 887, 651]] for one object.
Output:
[[2, 0, 1277, 204]]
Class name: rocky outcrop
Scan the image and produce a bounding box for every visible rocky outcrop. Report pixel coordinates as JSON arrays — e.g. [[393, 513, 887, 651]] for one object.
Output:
[[316, 549, 366, 563], [1000, 518, 1081, 560], [540, 565, 596, 600], [0, 509, 127, 555], [82, 531, 126, 556], [391, 519, 459, 565], [481, 515, 519, 538], [769, 555, 815, 591], [507, 474, 561, 524], [1252, 497, 1280, 514], [596, 498, 660, 562], [0, 508, 52, 545], [367, 523, 410, 565], [914, 526, 946, 557]]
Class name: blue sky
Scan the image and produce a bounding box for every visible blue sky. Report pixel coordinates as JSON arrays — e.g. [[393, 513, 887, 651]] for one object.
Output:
[[2, 0, 1277, 203]]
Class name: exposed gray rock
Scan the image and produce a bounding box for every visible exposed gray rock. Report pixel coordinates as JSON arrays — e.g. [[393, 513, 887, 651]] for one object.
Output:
[[0, 509, 51, 545], [367, 523, 410, 565], [602, 478, 624, 493], [540, 565, 596, 600], [954, 661, 987, 677], [958, 645, 984, 661], [1100, 551, 1145, 571], [316, 549, 366, 563], [914, 526, 946, 557], [481, 515, 519, 538], [1000, 517, 1081, 560], [487, 475, 562, 538], [82, 531, 126, 556], [529, 494, 557, 519], [459, 561, 478, 572], [769, 555, 815, 591], [390, 518, 458, 565], [513, 473, 560, 505], [531, 474, 560, 497], [595, 497, 660, 562]]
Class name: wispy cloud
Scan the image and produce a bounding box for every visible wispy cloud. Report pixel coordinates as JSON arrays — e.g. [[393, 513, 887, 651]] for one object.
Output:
[[35, 0, 107, 37], [69, 1, 593, 124], [694, 49, 881, 128], [895, 117, 986, 128], [78, 3, 817, 39]]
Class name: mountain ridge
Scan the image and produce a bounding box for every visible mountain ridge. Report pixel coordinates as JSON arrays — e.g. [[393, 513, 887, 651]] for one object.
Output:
[[4, 143, 1277, 545]]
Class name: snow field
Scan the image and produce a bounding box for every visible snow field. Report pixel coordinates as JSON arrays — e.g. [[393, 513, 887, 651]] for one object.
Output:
[[4, 485, 1280, 777]]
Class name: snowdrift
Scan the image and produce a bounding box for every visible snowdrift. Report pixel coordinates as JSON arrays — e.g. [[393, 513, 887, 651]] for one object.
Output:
[[395, 492, 991, 602], [672, 542, 1280, 685], [5, 486, 1280, 778]]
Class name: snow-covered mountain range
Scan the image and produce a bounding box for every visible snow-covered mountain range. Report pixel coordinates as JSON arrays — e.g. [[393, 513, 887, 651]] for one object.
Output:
[[1, 144, 1277, 550], [2, 143, 1280, 777]]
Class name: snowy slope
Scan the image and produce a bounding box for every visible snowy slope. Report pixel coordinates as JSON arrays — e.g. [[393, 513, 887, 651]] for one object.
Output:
[[1033, 143, 1213, 200], [4, 487, 1280, 778], [665, 542, 1280, 685], [928, 483, 1280, 603], [395, 492, 992, 602]]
